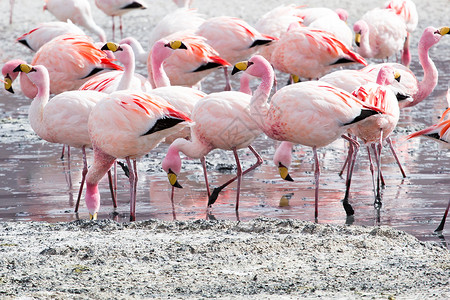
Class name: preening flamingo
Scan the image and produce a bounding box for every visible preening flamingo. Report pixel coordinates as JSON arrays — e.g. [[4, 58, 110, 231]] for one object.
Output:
[[196, 16, 276, 90], [233, 55, 386, 219], [14, 34, 122, 99], [94, 0, 147, 40], [353, 8, 407, 61], [43, 0, 106, 43], [86, 90, 191, 220], [405, 104, 450, 233], [11, 64, 117, 213], [270, 26, 367, 81], [345, 65, 400, 211], [79, 42, 151, 93], [383, 0, 418, 66], [161, 57, 274, 210], [16, 21, 86, 52]]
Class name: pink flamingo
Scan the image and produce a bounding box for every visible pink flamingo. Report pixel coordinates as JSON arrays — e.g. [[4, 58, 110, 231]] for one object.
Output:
[[43, 0, 106, 43], [270, 26, 367, 81], [233, 55, 386, 219], [383, 0, 418, 67], [79, 42, 151, 93], [196, 16, 276, 90], [85, 90, 191, 220], [11, 34, 122, 99], [161, 58, 274, 211], [11, 63, 117, 213], [405, 105, 450, 233], [345, 65, 400, 211], [16, 21, 86, 52], [94, 0, 147, 40], [353, 8, 407, 62]]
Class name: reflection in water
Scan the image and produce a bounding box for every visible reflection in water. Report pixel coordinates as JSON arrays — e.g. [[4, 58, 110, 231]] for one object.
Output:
[[0, 0, 449, 248]]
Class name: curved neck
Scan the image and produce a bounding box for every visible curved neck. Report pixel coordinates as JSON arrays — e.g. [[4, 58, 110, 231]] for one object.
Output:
[[151, 44, 172, 88], [412, 40, 438, 106], [250, 64, 274, 132], [117, 47, 136, 91], [357, 24, 374, 58], [171, 136, 212, 160], [28, 71, 50, 135], [273, 141, 294, 168]]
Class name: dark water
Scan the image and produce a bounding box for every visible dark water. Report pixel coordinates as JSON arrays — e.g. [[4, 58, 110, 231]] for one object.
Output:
[[1, 0, 450, 247]]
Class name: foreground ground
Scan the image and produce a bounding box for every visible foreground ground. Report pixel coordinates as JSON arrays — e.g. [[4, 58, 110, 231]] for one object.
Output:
[[0, 218, 448, 299]]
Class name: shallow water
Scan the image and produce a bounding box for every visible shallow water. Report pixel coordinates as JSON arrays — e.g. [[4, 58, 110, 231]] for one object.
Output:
[[1, 0, 450, 246]]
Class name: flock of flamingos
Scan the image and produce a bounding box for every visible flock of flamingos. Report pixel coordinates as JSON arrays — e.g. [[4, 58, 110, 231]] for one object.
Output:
[[2, 0, 449, 234]]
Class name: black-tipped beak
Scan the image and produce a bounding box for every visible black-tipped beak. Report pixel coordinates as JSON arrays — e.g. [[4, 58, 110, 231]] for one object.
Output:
[[278, 163, 294, 182], [13, 65, 22, 72], [231, 66, 242, 75], [168, 169, 183, 189], [179, 42, 188, 50]]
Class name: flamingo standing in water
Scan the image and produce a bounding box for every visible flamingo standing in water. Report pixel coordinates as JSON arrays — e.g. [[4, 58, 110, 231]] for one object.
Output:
[[161, 57, 274, 211], [383, 0, 418, 67], [3, 34, 122, 100], [196, 16, 276, 90], [233, 55, 386, 219], [43, 0, 106, 43], [11, 63, 117, 213], [94, 0, 147, 41], [405, 97, 450, 233], [86, 90, 191, 220]]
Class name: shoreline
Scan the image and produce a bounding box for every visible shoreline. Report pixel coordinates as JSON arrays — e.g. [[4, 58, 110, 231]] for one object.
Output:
[[1, 218, 449, 299]]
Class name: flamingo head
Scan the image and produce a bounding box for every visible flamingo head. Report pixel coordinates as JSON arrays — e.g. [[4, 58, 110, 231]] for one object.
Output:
[[335, 8, 349, 22], [13, 64, 49, 89], [161, 142, 183, 189], [376, 65, 401, 86], [2, 59, 27, 93], [353, 21, 369, 47], [232, 55, 272, 78], [421, 26, 450, 49], [85, 182, 100, 221], [273, 142, 294, 182]]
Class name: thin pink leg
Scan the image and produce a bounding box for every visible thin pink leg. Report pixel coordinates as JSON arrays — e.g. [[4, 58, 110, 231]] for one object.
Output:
[[119, 16, 123, 40], [111, 16, 115, 41], [386, 137, 406, 178], [207, 146, 263, 207], [126, 157, 136, 221], [435, 199, 450, 233], [341, 135, 360, 216], [60, 145, 65, 160], [107, 169, 117, 208], [113, 161, 118, 200], [74, 146, 88, 213], [232, 148, 242, 211], [312, 146, 320, 220], [223, 67, 231, 91], [200, 157, 210, 197]]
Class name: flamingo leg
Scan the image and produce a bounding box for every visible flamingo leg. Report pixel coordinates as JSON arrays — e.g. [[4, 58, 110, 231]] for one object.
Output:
[[126, 157, 137, 221], [435, 199, 450, 233], [341, 135, 360, 216], [9, 0, 14, 24], [170, 186, 177, 220], [107, 169, 117, 209], [74, 146, 88, 213], [232, 148, 242, 211], [119, 16, 123, 40], [200, 157, 210, 197], [223, 67, 231, 91], [113, 161, 118, 200], [386, 136, 407, 178], [60, 145, 65, 160], [112, 16, 115, 41], [207, 146, 263, 207], [313, 146, 320, 221]]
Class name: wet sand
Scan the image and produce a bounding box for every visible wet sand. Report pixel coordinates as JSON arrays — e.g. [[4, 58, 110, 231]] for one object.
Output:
[[0, 218, 449, 299]]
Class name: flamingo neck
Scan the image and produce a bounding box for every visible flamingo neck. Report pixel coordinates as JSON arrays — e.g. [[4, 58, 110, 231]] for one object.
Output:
[[250, 64, 274, 132], [151, 48, 171, 88], [28, 73, 50, 136], [170, 136, 212, 160], [357, 23, 374, 58], [239, 73, 252, 95], [412, 40, 438, 106], [117, 47, 136, 91], [85, 147, 116, 215]]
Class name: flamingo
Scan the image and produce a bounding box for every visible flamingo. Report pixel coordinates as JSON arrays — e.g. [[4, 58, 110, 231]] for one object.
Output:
[[9, 34, 122, 100], [161, 57, 274, 211], [11, 63, 118, 213], [16, 21, 86, 52], [270, 25, 367, 81], [344, 65, 401, 212], [94, 0, 147, 41], [79, 42, 151, 93], [233, 55, 386, 219], [405, 104, 450, 233], [383, 0, 418, 67], [85, 90, 191, 220], [43, 0, 106, 43], [353, 8, 407, 62], [196, 16, 276, 90]]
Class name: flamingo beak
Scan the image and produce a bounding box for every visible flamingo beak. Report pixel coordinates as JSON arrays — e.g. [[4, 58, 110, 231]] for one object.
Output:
[[89, 212, 98, 220], [168, 169, 183, 188], [438, 27, 450, 35], [278, 163, 294, 182], [354, 32, 361, 47], [101, 42, 121, 52], [3, 75, 13, 93], [394, 71, 401, 82]]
